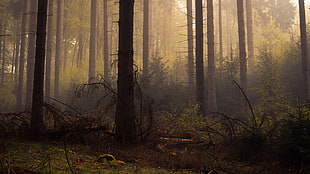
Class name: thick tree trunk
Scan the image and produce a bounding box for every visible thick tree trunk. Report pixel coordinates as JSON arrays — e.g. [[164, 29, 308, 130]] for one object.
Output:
[[195, 0, 205, 114], [299, 0, 309, 101], [31, 0, 48, 139], [207, 0, 217, 112], [16, 0, 28, 111], [89, 0, 97, 82], [25, 0, 37, 111], [55, 0, 64, 99], [103, 0, 109, 80], [115, 0, 137, 144], [187, 0, 194, 85], [237, 0, 247, 108], [246, 0, 254, 70], [45, 0, 53, 102], [142, 0, 150, 87]]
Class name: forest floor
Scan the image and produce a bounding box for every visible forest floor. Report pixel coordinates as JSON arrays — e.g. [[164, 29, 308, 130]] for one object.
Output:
[[0, 138, 296, 174]]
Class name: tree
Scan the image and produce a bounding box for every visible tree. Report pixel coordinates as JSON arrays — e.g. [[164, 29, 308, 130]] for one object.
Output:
[[195, 0, 205, 113], [237, 0, 247, 108], [246, 0, 254, 69], [45, 0, 53, 102], [55, 0, 64, 99], [103, 0, 109, 80], [142, 0, 149, 87], [16, 0, 27, 111], [25, 0, 37, 111], [31, 0, 48, 139], [298, 0, 309, 101], [115, 0, 137, 144], [89, 0, 96, 82], [218, 0, 223, 67], [207, 0, 217, 112], [186, 0, 194, 85]]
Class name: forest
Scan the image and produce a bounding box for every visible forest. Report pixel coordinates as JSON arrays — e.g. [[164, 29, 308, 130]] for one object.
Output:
[[0, 0, 310, 173]]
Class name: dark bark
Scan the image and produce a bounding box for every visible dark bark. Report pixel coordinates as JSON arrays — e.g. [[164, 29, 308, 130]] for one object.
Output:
[[45, 0, 53, 102], [1, 26, 5, 85], [207, 0, 217, 112], [299, 0, 310, 101], [25, 0, 37, 111], [31, 0, 48, 139], [14, 20, 20, 83], [237, 0, 247, 108], [103, 0, 109, 80], [89, 0, 97, 82], [55, 0, 64, 99], [187, 0, 194, 85], [218, 0, 223, 67], [115, 0, 137, 144], [16, 0, 28, 111], [246, 0, 254, 69], [195, 0, 205, 114], [142, 0, 149, 86]]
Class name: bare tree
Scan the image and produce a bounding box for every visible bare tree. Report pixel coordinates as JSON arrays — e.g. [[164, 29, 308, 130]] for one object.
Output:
[[142, 0, 150, 87], [187, 0, 194, 85], [246, 0, 254, 69], [103, 0, 109, 80], [89, 0, 97, 82]]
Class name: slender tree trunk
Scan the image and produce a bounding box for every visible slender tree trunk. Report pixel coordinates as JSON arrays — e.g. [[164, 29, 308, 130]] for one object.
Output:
[[55, 0, 64, 99], [237, 0, 247, 108], [78, 33, 84, 67], [187, 0, 194, 85], [142, 0, 150, 87], [31, 0, 48, 139], [115, 0, 137, 144], [16, 0, 28, 111], [89, 0, 97, 82], [218, 0, 223, 67], [195, 0, 205, 114], [1, 26, 5, 85], [207, 0, 217, 112], [299, 0, 309, 101], [14, 20, 20, 83], [246, 0, 254, 70], [45, 0, 53, 102], [103, 0, 109, 80]]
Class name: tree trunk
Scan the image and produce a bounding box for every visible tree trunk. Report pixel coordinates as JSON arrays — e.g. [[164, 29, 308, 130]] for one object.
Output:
[[16, 0, 28, 111], [207, 0, 217, 112], [14, 20, 20, 83], [142, 0, 150, 87], [218, 0, 223, 67], [237, 0, 247, 108], [1, 26, 5, 85], [187, 0, 194, 85], [55, 0, 64, 99], [299, 0, 309, 101], [89, 0, 97, 82], [103, 0, 109, 80], [195, 0, 205, 114], [78, 33, 84, 67], [25, 0, 37, 111], [115, 0, 137, 144], [246, 0, 254, 70], [31, 0, 48, 139], [45, 0, 53, 102]]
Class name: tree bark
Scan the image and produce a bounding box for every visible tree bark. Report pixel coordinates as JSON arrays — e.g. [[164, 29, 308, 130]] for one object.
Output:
[[195, 0, 205, 114], [187, 0, 194, 85], [115, 0, 137, 144], [103, 0, 109, 80], [237, 0, 247, 108], [45, 0, 53, 102], [142, 0, 150, 87], [31, 0, 48, 139], [207, 0, 217, 112], [1, 26, 5, 85], [16, 0, 28, 111], [246, 0, 254, 70], [299, 0, 309, 101], [89, 0, 97, 82], [55, 0, 64, 99], [218, 0, 223, 67]]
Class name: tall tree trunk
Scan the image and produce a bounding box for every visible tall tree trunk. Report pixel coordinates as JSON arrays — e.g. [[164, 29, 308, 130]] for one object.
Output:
[[218, 0, 223, 67], [195, 0, 205, 114], [31, 0, 48, 139], [55, 0, 64, 99], [89, 0, 97, 82], [45, 0, 53, 102], [246, 0, 254, 70], [187, 0, 194, 85], [237, 0, 247, 108], [207, 0, 217, 112], [14, 20, 21, 83], [103, 0, 109, 80], [1, 26, 5, 85], [299, 0, 309, 101], [0, 21, 2, 86], [142, 0, 150, 87], [78, 33, 84, 67], [115, 0, 137, 144], [16, 0, 28, 111]]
